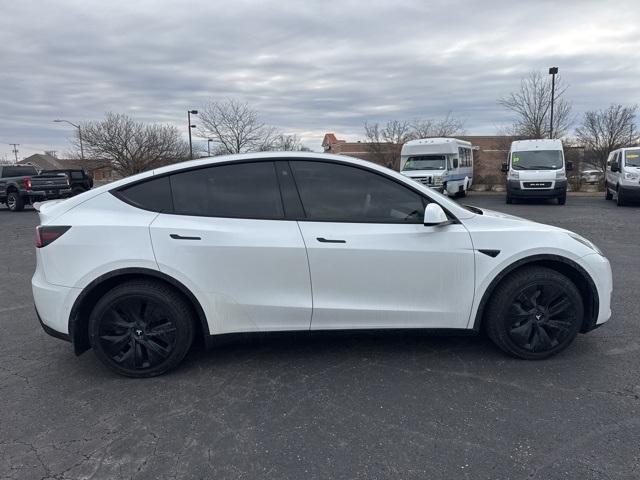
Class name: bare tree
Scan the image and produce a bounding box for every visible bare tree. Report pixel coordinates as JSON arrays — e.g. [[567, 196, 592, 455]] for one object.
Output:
[[410, 112, 466, 139], [363, 120, 411, 168], [78, 113, 189, 176], [499, 70, 572, 139], [198, 99, 279, 154], [267, 134, 310, 151], [575, 104, 638, 172]]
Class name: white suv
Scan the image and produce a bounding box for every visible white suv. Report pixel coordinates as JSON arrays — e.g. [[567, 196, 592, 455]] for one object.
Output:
[[32, 152, 612, 377]]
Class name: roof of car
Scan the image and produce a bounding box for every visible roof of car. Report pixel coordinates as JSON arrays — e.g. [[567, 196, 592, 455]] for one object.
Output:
[[510, 139, 563, 151], [151, 151, 381, 175]]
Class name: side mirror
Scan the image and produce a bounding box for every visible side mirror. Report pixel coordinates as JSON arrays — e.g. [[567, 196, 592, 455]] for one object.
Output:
[[566, 161, 574, 171], [611, 162, 619, 173], [501, 162, 509, 173], [424, 203, 449, 226]]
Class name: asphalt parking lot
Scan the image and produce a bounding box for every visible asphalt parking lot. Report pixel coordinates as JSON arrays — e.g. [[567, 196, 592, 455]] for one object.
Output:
[[1, 195, 638, 480]]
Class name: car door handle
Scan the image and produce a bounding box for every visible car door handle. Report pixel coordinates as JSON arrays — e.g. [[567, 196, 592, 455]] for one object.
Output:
[[317, 237, 346, 243], [170, 234, 201, 241]]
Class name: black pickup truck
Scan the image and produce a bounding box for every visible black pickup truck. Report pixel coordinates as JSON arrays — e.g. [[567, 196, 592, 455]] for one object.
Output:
[[0, 165, 71, 211], [40, 168, 94, 195]]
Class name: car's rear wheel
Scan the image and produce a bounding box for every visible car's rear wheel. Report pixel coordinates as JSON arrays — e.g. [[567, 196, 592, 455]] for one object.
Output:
[[6, 191, 24, 211], [88, 280, 195, 377], [484, 266, 583, 359], [557, 194, 566, 205]]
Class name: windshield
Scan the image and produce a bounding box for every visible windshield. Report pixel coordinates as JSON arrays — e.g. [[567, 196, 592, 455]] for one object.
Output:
[[625, 149, 640, 167], [511, 150, 563, 170], [402, 155, 447, 171]]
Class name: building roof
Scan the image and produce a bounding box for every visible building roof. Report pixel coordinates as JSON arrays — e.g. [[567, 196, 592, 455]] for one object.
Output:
[[19, 153, 63, 170]]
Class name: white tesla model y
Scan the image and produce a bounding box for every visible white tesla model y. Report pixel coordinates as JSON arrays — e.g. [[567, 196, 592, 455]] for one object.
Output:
[[32, 152, 612, 377]]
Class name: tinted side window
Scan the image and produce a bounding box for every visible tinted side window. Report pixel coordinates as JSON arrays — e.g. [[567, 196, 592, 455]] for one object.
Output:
[[290, 161, 425, 223], [170, 161, 284, 219], [116, 176, 173, 212], [70, 171, 84, 180], [2, 166, 38, 177]]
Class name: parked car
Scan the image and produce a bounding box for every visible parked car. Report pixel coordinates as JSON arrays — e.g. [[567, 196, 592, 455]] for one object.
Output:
[[0, 165, 71, 211], [502, 139, 573, 205], [40, 168, 93, 195], [400, 137, 473, 197], [580, 169, 603, 185], [32, 152, 612, 377], [605, 147, 640, 206]]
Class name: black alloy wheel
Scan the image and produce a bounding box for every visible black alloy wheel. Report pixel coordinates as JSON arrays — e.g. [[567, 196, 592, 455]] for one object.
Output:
[[89, 280, 194, 377], [506, 283, 576, 353], [485, 266, 583, 359]]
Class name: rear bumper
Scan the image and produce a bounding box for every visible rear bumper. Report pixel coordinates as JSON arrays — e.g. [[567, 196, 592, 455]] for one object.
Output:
[[32, 267, 79, 338], [507, 180, 567, 198], [27, 189, 73, 201]]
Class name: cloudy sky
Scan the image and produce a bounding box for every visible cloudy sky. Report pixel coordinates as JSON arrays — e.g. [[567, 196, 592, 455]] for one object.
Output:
[[1, 0, 638, 160]]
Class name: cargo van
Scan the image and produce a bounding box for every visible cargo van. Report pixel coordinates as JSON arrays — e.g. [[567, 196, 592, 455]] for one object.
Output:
[[400, 138, 473, 197], [605, 147, 640, 206], [502, 139, 572, 205]]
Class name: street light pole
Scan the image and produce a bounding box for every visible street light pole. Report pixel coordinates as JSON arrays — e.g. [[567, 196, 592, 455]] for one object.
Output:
[[207, 139, 212, 157], [548, 67, 558, 139], [54, 119, 84, 160], [188, 110, 198, 159]]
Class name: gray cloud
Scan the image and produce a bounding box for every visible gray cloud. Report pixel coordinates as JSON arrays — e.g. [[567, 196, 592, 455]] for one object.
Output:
[[1, 0, 639, 159]]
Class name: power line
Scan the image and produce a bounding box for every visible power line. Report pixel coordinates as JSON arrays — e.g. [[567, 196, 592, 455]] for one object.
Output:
[[9, 143, 20, 163]]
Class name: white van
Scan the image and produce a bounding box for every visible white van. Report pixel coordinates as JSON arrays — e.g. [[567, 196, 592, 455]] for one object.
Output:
[[605, 147, 640, 206], [502, 139, 572, 205], [400, 138, 473, 197]]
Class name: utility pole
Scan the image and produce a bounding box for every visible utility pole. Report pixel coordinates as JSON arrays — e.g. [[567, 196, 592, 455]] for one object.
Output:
[[207, 139, 213, 156], [548, 67, 558, 139], [9, 144, 20, 163], [187, 110, 198, 159]]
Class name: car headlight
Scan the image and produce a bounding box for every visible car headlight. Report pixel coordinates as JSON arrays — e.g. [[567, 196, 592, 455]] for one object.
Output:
[[556, 170, 566, 180], [624, 172, 639, 181], [508, 170, 519, 180], [567, 232, 603, 256]]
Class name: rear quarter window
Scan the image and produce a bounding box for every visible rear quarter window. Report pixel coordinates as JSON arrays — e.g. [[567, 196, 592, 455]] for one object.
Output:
[[114, 176, 173, 212]]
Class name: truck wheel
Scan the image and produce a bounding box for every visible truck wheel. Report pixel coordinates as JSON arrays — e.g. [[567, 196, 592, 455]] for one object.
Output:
[[605, 185, 613, 200], [616, 186, 625, 207], [558, 195, 566, 205], [506, 195, 513, 204], [6, 192, 24, 211], [72, 187, 85, 196]]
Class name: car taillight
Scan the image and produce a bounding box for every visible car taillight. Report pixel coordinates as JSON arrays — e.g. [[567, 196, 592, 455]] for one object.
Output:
[[23, 177, 32, 190], [36, 226, 71, 248]]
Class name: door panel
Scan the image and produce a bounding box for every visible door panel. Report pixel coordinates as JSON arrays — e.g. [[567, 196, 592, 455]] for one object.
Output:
[[150, 215, 312, 335], [298, 221, 475, 330]]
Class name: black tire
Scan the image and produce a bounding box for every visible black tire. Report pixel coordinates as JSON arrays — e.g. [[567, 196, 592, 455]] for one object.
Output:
[[557, 194, 566, 205], [484, 266, 583, 360], [88, 280, 195, 377], [6, 191, 24, 211], [616, 186, 625, 207], [605, 184, 613, 200], [72, 187, 85, 196], [506, 195, 513, 204]]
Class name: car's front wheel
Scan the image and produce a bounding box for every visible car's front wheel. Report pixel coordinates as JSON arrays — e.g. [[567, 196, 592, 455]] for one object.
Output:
[[88, 280, 195, 377], [484, 266, 583, 359]]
